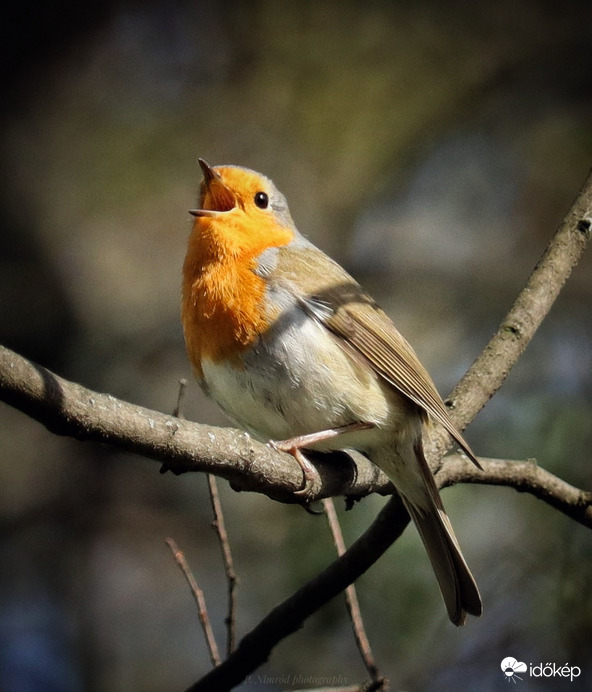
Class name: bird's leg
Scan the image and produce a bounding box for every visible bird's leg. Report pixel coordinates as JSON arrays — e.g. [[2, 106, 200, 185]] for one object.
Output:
[[270, 421, 375, 496], [268, 444, 319, 496], [272, 421, 375, 451]]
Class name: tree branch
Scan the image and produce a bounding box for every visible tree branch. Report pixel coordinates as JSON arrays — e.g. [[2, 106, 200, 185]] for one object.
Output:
[[431, 169, 592, 461], [437, 455, 592, 529], [2, 343, 588, 531], [206, 473, 238, 657], [323, 497, 382, 685], [0, 343, 389, 503], [165, 538, 222, 668]]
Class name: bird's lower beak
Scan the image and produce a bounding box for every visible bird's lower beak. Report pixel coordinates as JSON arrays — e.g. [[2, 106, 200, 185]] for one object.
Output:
[[189, 158, 236, 217]]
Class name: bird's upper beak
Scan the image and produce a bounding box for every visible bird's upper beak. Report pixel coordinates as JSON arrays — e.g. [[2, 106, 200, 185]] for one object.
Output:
[[189, 159, 237, 217]]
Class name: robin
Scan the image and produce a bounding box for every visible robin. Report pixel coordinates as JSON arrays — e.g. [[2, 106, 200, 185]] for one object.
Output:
[[182, 159, 482, 626]]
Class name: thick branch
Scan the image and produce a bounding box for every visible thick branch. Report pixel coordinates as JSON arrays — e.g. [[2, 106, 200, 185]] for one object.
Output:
[[0, 343, 389, 503], [2, 343, 589, 530], [2, 346, 588, 527]]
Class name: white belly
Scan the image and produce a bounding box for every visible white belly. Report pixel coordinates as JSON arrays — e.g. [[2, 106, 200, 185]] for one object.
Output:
[[201, 309, 398, 450]]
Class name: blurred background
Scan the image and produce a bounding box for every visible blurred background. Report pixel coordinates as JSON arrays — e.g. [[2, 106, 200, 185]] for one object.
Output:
[[0, 0, 591, 690]]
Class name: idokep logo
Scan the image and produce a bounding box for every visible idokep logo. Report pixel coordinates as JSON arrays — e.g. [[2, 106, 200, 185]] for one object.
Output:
[[501, 658, 527, 683], [500, 657, 581, 684]]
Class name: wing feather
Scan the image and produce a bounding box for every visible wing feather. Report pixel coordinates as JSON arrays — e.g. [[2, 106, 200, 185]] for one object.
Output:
[[275, 242, 480, 468], [324, 301, 481, 468]]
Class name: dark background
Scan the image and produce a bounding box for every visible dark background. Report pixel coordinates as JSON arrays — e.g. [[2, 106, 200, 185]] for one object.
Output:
[[0, 1, 591, 690]]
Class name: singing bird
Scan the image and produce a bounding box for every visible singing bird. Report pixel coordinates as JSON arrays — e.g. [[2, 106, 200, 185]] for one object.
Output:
[[182, 159, 482, 625]]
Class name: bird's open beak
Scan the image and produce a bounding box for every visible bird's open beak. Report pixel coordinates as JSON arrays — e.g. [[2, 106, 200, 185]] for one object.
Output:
[[189, 158, 237, 217]]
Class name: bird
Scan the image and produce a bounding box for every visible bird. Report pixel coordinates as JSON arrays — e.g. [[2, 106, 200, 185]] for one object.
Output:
[[181, 158, 483, 626]]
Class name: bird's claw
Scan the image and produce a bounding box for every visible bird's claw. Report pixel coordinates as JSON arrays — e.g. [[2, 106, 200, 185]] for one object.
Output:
[[269, 440, 319, 496]]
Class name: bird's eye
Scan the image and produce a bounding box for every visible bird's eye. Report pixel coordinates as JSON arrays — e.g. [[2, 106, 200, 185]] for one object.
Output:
[[254, 191, 269, 209]]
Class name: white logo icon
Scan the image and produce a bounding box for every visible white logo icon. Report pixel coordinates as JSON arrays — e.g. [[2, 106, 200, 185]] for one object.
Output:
[[501, 657, 527, 683]]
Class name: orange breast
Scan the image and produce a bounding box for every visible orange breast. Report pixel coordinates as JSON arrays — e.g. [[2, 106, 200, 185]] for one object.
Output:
[[182, 213, 292, 378]]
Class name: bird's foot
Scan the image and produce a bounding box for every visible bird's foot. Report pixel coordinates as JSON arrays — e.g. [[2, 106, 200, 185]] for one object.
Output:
[[270, 421, 374, 496]]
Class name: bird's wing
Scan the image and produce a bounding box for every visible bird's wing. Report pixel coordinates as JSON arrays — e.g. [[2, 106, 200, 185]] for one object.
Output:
[[278, 243, 481, 468], [322, 296, 480, 468]]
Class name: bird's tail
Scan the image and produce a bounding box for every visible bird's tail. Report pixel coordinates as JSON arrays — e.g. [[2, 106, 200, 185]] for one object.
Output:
[[403, 494, 482, 626], [377, 438, 482, 626]]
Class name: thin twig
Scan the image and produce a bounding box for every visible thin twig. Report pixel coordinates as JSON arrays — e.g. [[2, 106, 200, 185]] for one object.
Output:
[[323, 498, 382, 685], [165, 537, 222, 668], [206, 473, 238, 657], [436, 455, 592, 528], [173, 378, 188, 419], [173, 385, 237, 661], [184, 495, 409, 692]]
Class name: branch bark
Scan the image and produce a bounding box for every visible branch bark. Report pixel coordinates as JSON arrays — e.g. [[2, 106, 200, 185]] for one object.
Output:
[[1, 343, 589, 530], [0, 343, 389, 503], [438, 455, 592, 529]]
